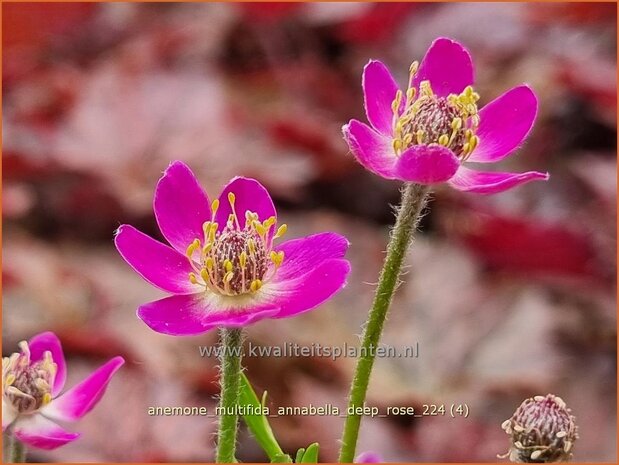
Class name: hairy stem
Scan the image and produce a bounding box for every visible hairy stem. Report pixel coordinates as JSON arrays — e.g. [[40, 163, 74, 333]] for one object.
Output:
[[338, 183, 429, 463], [3, 433, 26, 463], [216, 328, 244, 463]]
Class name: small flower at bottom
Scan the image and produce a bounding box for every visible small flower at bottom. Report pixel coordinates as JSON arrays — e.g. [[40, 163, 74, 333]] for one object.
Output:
[[343, 37, 549, 194], [355, 451, 383, 463], [500, 394, 578, 463], [2, 332, 124, 450], [115, 160, 351, 336]]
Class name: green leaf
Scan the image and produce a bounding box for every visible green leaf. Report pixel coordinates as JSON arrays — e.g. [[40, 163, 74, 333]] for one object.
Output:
[[239, 373, 291, 463], [295, 448, 306, 463], [300, 443, 319, 463]]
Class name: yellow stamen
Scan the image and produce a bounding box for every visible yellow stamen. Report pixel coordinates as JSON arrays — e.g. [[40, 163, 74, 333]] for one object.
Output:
[[274, 224, 287, 239], [200, 269, 210, 283], [5, 374, 15, 386], [239, 251, 247, 268], [224, 259, 233, 272], [189, 272, 198, 284], [42, 393, 52, 405], [438, 134, 449, 146], [211, 199, 220, 216], [250, 279, 262, 292], [270, 250, 285, 267]]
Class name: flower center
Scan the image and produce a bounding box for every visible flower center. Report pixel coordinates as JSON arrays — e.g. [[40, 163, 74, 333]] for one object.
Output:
[[391, 61, 481, 160], [2, 342, 56, 414], [186, 193, 287, 296]]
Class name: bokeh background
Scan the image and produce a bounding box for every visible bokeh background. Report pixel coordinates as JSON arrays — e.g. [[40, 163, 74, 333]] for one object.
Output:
[[2, 2, 617, 462]]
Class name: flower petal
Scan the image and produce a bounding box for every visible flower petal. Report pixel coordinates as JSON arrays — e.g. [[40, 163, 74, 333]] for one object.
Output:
[[266, 258, 350, 319], [362, 60, 401, 135], [412, 37, 474, 97], [114, 224, 200, 294], [154, 161, 211, 254], [343, 119, 396, 178], [215, 177, 277, 234], [137, 293, 279, 336], [12, 415, 80, 450], [356, 451, 383, 463], [468, 85, 538, 163], [28, 332, 66, 397], [41, 357, 124, 422], [393, 144, 460, 184], [274, 232, 349, 281], [3, 400, 17, 431], [448, 166, 549, 194]]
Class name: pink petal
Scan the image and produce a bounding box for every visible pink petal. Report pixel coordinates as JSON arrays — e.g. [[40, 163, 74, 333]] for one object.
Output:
[[362, 60, 401, 135], [3, 401, 17, 431], [12, 415, 80, 450], [28, 332, 66, 397], [114, 224, 200, 295], [356, 451, 383, 463], [394, 144, 460, 184], [154, 160, 211, 254], [137, 293, 279, 336], [267, 258, 350, 319], [343, 119, 397, 178], [468, 85, 538, 163], [41, 357, 124, 422], [448, 166, 549, 194], [412, 37, 474, 97], [274, 232, 349, 281], [215, 177, 276, 234]]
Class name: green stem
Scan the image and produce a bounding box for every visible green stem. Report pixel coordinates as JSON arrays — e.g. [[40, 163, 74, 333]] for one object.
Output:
[[338, 183, 429, 463], [3, 433, 26, 463], [216, 328, 244, 463]]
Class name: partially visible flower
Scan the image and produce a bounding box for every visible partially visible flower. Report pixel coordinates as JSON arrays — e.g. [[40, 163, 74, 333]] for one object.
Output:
[[355, 451, 383, 463], [343, 37, 549, 194], [115, 161, 350, 336], [500, 394, 578, 463], [2, 332, 124, 450]]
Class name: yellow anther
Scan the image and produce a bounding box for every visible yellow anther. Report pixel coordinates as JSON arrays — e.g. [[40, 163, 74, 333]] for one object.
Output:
[[392, 138, 402, 153], [211, 199, 220, 215], [224, 259, 233, 272], [209, 224, 217, 242], [274, 224, 287, 239], [416, 129, 425, 144], [255, 223, 266, 237], [409, 60, 419, 78], [189, 272, 198, 284], [248, 239, 256, 255], [42, 393, 52, 405], [5, 374, 15, 386], [403, 133, 413, 146], [239, 251, 247, 268], [462, 143, 471, 155], [250, 279, 263, 292], [263, 216, 276, 230], [406, 87, 416, 103], [469, 135, 479, 151], [419, 80, 433, 97], [223, 272, 234, 283], [200, 269, 210, 283], [451, 117, 462, 130], [438, 134, 450, 146], [186, 240, 200, 258], [202, 243, 212, 255], [205, 257, 214, 270], [270, 250, 285, 267], [227, 192, 236, 206], [391, 90, 403, 113]]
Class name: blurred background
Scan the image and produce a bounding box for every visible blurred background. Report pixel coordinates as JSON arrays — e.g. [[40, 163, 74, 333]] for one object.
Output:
[[2, 2, 617, 462]]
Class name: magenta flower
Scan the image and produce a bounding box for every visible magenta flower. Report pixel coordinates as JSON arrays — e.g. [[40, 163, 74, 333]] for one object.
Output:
[[114, 161, 350, 336], [2, 332, 124, 450], [343, 37, 549, 194]]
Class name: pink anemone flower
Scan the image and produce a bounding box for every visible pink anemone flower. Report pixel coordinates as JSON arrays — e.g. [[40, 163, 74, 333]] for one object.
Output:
[[114, 161, 350, 336], [343, 37, 549, 194], [2, 332, 124, 450]]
